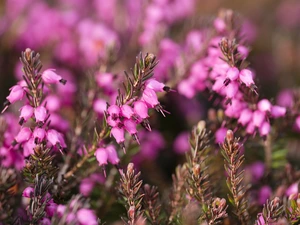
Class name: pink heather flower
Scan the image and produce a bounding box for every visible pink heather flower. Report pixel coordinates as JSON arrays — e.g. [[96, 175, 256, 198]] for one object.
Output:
[[77, 209, 98, 225], [111, 127, 125, 144], [258, 185, 272, 205], [252, 110, 265, 127], [145, 79, 165, 92], [141, 88, 159, 108], [15, 127, 32, 143], [56, 205, 66, 216], [295, 116, 300, 131], [134, 101, 149, 119], [212, 77, 226, 93], [120, 105, 134, 119], [96, 72, 113, 89], [225, 82, 239, 99], [93, 99, 107, 116], [6, 85, 24, 104], [286, 183, 298, 196], [33, 127, 46, 142], [258, 99, 272, 112], [249, 161, 265, 182], [47, 129, 63, 147], [94, 148, 108, 166], [106, 145, 120, 164], [271, 106, 286, 118], [246, 121, 255, 134], [276, 89, 294, 108], [34, 106, 47, 123], [239, 69, 254, 87], [107, 104, 120, 116], [237, 45, 249, 60], [39, 218, 51, 225], [215, 127, 228, 144], [23, 138, 35, 157], [42, 69, 66, 85], [214, 18, 226, 32], [19, 105, 34, 124], [43, 95, 61, 112], [107, 115, 121, 127], [226, 67, 239, 81], [80, 178, 95, 196], [22, 186, 34, 198], [238, 109, 253, 126], [46, 201, 58, 217], [173, 132, 189, 154], [177, 80, 196, 99], [123, 119, 137, 135]]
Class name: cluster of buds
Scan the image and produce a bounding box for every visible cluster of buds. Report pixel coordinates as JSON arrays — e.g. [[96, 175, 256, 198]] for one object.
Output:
[[105, 53, 170, 151]]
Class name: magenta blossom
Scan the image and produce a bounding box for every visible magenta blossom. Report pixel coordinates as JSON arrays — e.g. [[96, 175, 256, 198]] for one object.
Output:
[[6, 85, 24, 104], [42, 69, 66, 85]]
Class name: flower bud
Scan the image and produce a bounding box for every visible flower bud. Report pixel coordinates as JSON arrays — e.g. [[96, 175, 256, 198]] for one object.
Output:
[[42, 69, 66, 85]]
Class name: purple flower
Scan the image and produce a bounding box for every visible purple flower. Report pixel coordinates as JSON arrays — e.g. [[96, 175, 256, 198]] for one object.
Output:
[[6, 85, 24, 104], [238, 109, 253, 126], [286, 182, 298, 197], [173, 132, 189, 154], [120, 105, 134, 119], [94, 148, 108, 166], [111, 127, 125, 144], [226, 67, 239, 81], [33, 127, 46, 142], [46, 201, 58, 217], [22, 186, 34, 198], [215, 127, 227, 144], [39, 218, 51, 225], [34, 106, 47, 123], [271, 106, 286, 118], [258, 99, 272, 112], [15, 127, 32, 143], [42, 69, 66, 85], [145, 79, 166, 92], [47, 129, 66, 148], [80, 178, 95, 196], [134, 101, 149, 119], [141, 88, 159, 108], [106, 145, 120, 164], [77, 209, 98, 225], [258, 185, 272, 205], [93, 98, 107, 116], [19, 105, 34, 124], [23, 137, 35, 157], [239, 69, 254, 87]]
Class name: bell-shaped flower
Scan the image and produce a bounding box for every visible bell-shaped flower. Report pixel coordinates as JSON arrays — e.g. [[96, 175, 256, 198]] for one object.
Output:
[[225, 82, 239, 99], [134, 101, 149, 119], [22, 186, 34, 198], [239, 69, 254, 87], [111, 127, 125, 144], [34, 106, 47, 123], [258, 99, 272, 112], [226, 67, 239, 81], [15, 127, 32, 143], [120, 105, 134, 119], [33, 127, 46, 142], [6, 85, 24, 104], [23, 138, 35, 157], [271, 105, 286, 118], [47, 129, 66, 148], [77, 209, 98, 225], [107, 104, 120, 116], [19, 105, 34, 124], [93, 98, 106, 116], [46, 201, 58, 217], [145, 79, 165, 92], [39, 218, 51, 225], [238, 109, 253, 126], [95, 148, 108, 166], [123, 119, 137, 135], [253, 110, 265, 127], [259, 121, 270, 137], [141, 88, 159, 108], [42, 69, 66, 85], [106, 145, 120, 165]]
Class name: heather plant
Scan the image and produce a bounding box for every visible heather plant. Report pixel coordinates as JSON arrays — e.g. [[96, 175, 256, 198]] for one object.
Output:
[[1, 1, 300, 225]]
